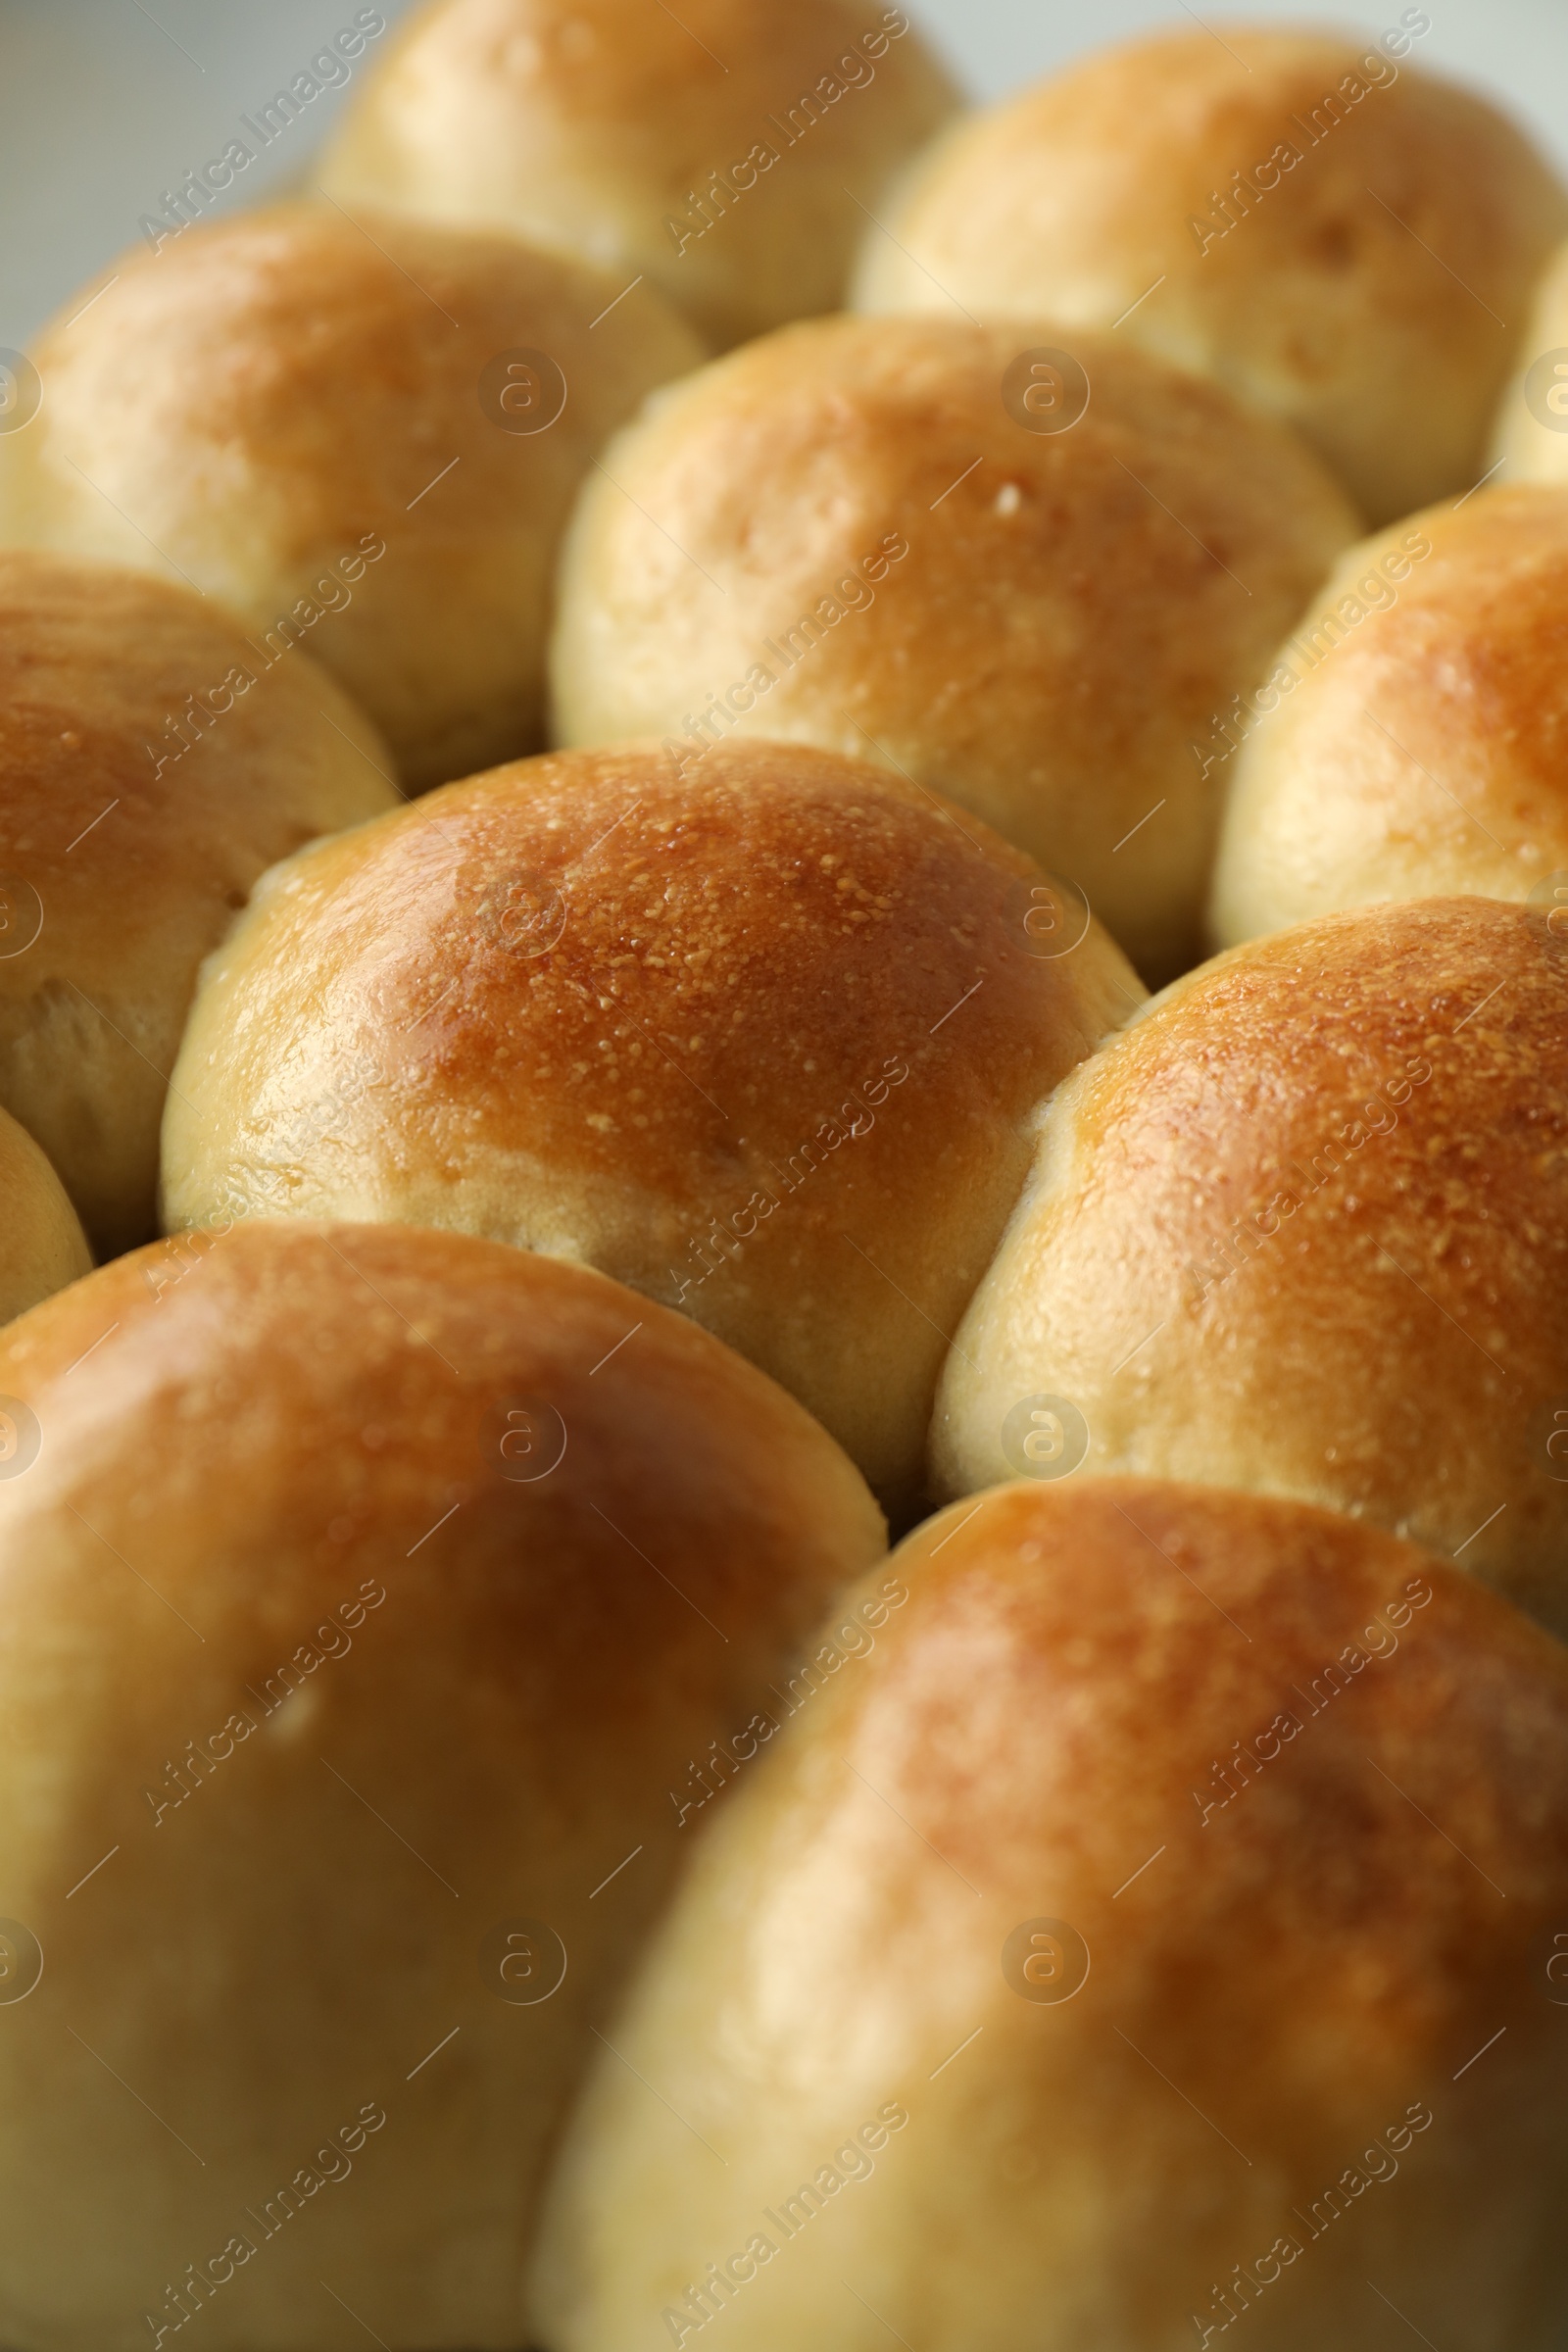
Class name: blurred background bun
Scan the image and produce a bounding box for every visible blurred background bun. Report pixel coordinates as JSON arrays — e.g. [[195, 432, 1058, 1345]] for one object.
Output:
[[161, 740, 1143, 1516], [0, 1219, 882, 2349], [550, 316, 1357, 981], [532, 1479, 1568, 2352], [0, 204, 702, 790], [933, 898, 1568, 1635], [1211, 488, 1568, 944], [854, 25, 1568, 526], [0, 1104, 89, 1321], [318, 0, 960, 350], [0, 550, 395, 1256], [1492, 234, 1568, 482]]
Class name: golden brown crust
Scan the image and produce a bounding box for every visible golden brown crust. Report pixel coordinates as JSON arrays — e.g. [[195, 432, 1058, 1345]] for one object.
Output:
[[531, 1478, 1568, 2352], [0, 1104, 90, 1322], [0, 203, 704, 789], [0, 550, 395, 1254], [162, 739, 1144, 1515], [320, 0, 960, 348], [551, 314, 1358, 981], [935, 897, 1568, 1634], [1212, 487, 1568, 943], [0, 1219, 883, 2349], [855, 27, 1568, 524]]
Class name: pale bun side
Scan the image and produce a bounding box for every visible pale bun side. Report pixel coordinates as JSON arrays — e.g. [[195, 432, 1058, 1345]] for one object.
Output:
[[550, 314, 1359, 982], [0, 204, 704, 790], [531, 1479, 1568, 2352], [0, 550, 396, 1255], [1491, 236, 1568, 484], [1210, 488, 1568, 945], [318, 0, 961, 350], [161, 740, 1145, 1517], [854, 26, 1568, 525], [0, 1104, 91, 1323], [933, 897, 1568, 1637], [0, 1219, 883, 2350]]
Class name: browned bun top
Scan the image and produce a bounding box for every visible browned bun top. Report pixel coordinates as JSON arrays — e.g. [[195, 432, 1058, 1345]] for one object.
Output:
[[162, 739, 1144, 1515], [0, 1102, 90, 1323], [319, 0, 961, 349], [1212, 487, 1568, 943], [0, 549, 395, 1255], [0, 1218, 882, 2348], [551, 312, 1358, 983], [530, 1477, 1568, 2352], [0, 203, 703, 789], [854, 25, 1568, 525], [935, 896, 1568, 1634]]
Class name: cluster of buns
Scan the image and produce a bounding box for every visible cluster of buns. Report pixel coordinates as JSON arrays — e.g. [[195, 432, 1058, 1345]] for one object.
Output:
[[2, 6, 1567, 2348]]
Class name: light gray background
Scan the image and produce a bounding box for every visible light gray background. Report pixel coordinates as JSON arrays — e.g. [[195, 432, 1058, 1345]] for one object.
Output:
[[1, 0, 1565, 350]]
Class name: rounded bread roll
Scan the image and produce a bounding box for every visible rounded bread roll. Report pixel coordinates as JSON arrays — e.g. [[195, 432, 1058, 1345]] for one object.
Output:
[[0, 1218, 882, 2350], [0, 550, 395, 1255], [853, 26, 1568, 526], [550, 315, 1358, 981], [0, 204, 703, 790], [1210, 488, 1568, 944], [933, 897, 1568, 1636], [318, 0, 960, 351], [530, 1478, 1568, 2352], [0, 1102, 90, 1324], [160, 740, 1144, 1516]]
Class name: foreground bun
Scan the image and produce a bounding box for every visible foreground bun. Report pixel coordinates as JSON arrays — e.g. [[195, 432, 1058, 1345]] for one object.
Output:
[[161, 741, 1143, 1513], [531, 1480, 1568, 2352], [0, 204, 701, 789], [854, 26, 1568, 525], [0, 551, 395, 1254], [0, 1220, 881, 2349], [319, 0, 960, 350], [1211, 489, 1568, 944], [551, 316, 1356, 979], [0, 1105, 90, 1320], [934, 899, 1568, 1634]]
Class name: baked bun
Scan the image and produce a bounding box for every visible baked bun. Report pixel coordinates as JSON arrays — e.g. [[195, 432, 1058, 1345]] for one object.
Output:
[[933, 897, 1568, 1635], [550, 316, 1357, 981], [0, 1104, 90, 1320], [1211, 488, 1568, 945], [531, 1479, 1568, 2352], [161, 740, 1143, 1516], [853, 26, 1568, 527], [0, 550, 395, 1256], [0, 1219, 882, 2349], [318, 0, 960, 350], [1492, 236, 1568, 483], [0, 204, 702, 790]]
